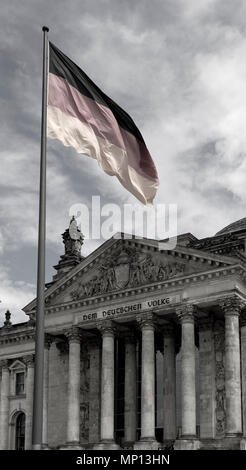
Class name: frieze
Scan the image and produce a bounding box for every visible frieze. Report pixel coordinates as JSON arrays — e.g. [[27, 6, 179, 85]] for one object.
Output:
[[70, 247, 186, 301], [80, 295, 179, 323], [42, 265, 243, 315]]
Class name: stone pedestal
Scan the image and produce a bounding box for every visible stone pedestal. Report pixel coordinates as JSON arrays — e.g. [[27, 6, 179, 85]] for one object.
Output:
[[220, 297, 242, 436], [174, 439, 200, 450], [66, 326, 83, 448], [124, 332, 137, 445], [96, 321, 119, 449], [0, 360, 10, 450], [240, 439, 246, 450], [163, 324, 176, 441], [198, 318, 215, 439], [134, 313, 158, 450], [25, 355, 34, 450]]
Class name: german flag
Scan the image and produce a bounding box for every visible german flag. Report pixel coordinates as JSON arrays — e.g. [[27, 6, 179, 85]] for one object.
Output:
[[47, 42, 159, 204]]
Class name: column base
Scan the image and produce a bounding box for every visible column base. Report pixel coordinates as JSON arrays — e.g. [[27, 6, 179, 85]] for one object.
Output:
[[161, 440, 175, 451], [240, 439, 246, 450], [93, 440, 120, 450], [41, 444, 50, 450], [226, 432, 242, 437], [174, 439, 200, 450], [122, 441, 135, 450], [59, 441, 85, 450], [134, 438, 160, 450]]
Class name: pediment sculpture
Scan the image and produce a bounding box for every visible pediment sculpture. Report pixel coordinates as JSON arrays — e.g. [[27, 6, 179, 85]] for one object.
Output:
[[70, 248, 186, 301]]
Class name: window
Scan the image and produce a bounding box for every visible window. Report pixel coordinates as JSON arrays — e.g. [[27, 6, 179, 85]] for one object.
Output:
[[15, 413, 25, 450], [16, 372, 25, 395]]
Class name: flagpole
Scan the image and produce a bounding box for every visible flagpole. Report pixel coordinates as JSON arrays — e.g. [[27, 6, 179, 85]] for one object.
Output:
[[32, 25, 49, 450]]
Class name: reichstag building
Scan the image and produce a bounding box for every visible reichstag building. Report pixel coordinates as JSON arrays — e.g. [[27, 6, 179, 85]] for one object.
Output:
[[1, 216, 246, 450]]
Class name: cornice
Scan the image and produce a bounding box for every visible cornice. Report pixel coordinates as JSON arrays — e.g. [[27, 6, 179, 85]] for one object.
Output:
[[27, 263, 246, 317], [0, 330, 35, 346]]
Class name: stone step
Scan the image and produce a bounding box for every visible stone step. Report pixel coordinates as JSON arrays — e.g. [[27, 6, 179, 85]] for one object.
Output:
[[200, 438, 241, 450]]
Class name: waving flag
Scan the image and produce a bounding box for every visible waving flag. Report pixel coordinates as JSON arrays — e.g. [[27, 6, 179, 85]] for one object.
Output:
[[47, 42, 159, 204]]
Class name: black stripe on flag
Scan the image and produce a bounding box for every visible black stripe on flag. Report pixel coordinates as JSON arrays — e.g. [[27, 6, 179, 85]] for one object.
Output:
[[49, 42, 145, 143]]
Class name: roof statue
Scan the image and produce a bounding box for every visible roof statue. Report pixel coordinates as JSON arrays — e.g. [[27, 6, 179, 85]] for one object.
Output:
[[51, 216, 85, 283]]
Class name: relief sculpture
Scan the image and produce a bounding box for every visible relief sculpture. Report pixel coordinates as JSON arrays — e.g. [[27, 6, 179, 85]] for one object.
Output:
[[70, 248, 186, 301]]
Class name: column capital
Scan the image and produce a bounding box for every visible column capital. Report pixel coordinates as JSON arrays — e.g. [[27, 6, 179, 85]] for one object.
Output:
[[219, 295, 245, 316], [24, 354, 35, 367], [137, 312, 156, 329], [176, 303, 197, 323], [96, 319, 116, 337], [65, 326, 82, 343], [0, 359, 9, 370]]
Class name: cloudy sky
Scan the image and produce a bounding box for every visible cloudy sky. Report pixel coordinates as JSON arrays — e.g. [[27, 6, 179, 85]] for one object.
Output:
[[1, 0, 246, 324]]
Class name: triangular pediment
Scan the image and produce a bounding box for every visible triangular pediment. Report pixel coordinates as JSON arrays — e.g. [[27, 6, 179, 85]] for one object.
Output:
[[23, 234, 238, 313], [9, 360, 26, 371]]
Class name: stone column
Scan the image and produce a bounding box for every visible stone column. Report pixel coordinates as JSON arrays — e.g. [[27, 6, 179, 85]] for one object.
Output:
[[88, 337, 101, 445], [241, 312, 246, 438], [96, 320, 119, 448], [220, 296, 242, 436], [42, 334, 52, 448], [0, 360, 10, 450], [177, 304, 197, 438], [163, 324, 176, 441], [136, 313, 156, 446], [25, 355, 35, 449], [124, 331, 137, 445], [198, 317, 215, 439], [66, 326, 81, 447]]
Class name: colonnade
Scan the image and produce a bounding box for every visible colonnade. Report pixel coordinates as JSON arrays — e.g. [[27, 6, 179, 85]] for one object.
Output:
[[0, 296, 246, 449]]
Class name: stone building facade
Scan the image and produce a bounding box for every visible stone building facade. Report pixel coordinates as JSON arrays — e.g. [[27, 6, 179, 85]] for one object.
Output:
[[1, 217, 246, 450]]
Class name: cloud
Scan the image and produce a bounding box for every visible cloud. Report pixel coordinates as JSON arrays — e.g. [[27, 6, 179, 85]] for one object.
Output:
[[0, 267, 34, 325], [1, 0, 246, 322]]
